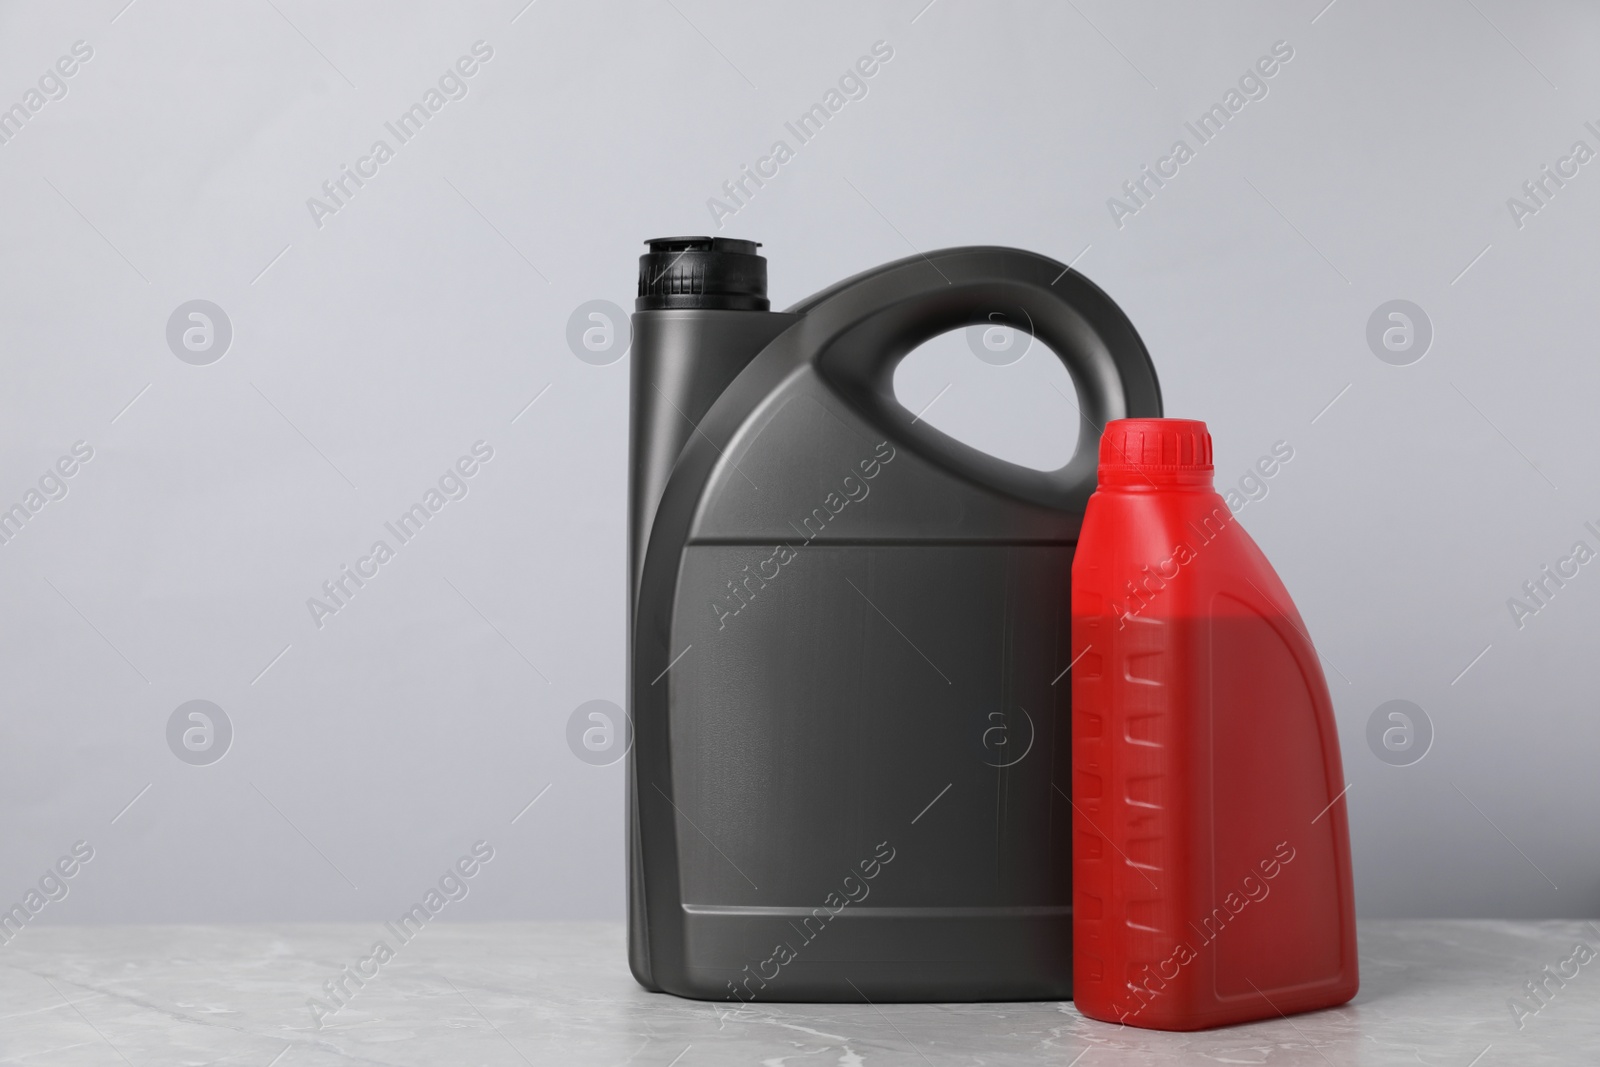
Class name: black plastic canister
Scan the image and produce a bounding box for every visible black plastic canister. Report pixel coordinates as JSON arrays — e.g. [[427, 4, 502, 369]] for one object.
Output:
[[627, 237, 1161, 1001]]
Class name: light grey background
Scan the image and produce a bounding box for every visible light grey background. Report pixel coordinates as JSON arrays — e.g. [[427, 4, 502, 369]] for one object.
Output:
[[1, 0, 1594, 927]]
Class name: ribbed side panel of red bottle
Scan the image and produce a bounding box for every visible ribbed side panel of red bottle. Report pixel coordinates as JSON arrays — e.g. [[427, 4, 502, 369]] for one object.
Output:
[[1072, 568, 1186, 1024]]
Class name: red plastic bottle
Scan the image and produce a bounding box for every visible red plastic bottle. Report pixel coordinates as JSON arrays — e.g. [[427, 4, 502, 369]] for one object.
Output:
[[1070, 418, 1358, 1030]]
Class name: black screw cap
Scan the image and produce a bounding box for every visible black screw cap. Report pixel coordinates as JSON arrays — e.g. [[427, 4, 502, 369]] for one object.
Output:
[[637, 237, 769, 312]]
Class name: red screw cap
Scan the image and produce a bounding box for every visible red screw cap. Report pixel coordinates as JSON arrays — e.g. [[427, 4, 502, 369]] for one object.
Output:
[[1099, 418, 1213, 472]]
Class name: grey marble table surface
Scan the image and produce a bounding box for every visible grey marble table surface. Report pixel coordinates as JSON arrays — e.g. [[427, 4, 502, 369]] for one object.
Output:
[[1, 920, 1594, 1065]]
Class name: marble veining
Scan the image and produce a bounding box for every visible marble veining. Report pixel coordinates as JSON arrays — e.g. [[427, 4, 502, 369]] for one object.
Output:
[[0, 920, 1594, 1064]]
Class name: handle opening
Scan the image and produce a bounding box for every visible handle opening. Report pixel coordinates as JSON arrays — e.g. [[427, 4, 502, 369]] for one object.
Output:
[[891, 322, 1085, 472]]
